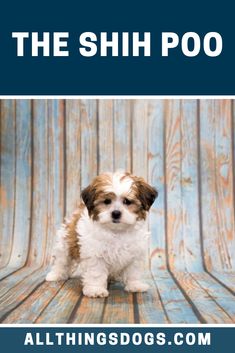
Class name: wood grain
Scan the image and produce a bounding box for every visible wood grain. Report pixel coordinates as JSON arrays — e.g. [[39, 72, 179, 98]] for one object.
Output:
[[35, 279, 82, 323], [71, 295, 106, 324], [180, 100, 203, 272], [113, 99, 131, 171], [2, 280, 64, 323], [0, 100, 16, 269], [200, 100, 235, 272], [102, 282, 135, 323], [80, 100, 98, 188], [65, 100, 81, 216], [151, 270, 200, 323], [28, 100, 49, 266], [136, 273, 168, 323], [148, 100, 166, 271], [1, 98, 235, 324], [98, 100, 114, 173], [5, 100, 32, 273], [174, 271, 234, 323], [44, 100, 65, 264], [0, 268, 47, 321], [165, 100, 186, 271]]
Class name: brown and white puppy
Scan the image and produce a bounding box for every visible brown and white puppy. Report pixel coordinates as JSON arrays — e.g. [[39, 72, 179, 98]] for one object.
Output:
[[46, 171, 158, 298]]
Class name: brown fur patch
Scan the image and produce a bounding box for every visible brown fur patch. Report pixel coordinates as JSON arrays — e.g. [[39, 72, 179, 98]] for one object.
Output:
[[81, 172, 158, 222], [65, 204, 85, 260], [81, 173, 114, 220], [130, 176, 158, 220]]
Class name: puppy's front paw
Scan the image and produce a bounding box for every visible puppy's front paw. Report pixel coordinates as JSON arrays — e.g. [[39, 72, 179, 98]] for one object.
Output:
[[83, 286, 109, 298], [46, 271, 68, 281], [125, 281, 149, 293]]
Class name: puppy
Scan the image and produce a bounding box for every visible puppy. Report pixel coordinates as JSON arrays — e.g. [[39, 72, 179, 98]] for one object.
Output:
[[46, 171, 158, 298]]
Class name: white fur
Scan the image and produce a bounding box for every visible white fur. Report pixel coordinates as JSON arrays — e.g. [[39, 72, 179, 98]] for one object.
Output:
[[46, 208, 149, 297], [104, 171, 134, 196], [46, 172, 151, 298]]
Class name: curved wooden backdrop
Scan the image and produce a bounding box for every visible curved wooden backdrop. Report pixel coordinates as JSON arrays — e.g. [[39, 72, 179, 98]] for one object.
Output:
[[0, 99, 235, 323]]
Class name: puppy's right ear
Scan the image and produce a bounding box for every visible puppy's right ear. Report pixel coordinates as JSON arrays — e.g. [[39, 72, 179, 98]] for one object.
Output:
[[81, 185, 96, 215]]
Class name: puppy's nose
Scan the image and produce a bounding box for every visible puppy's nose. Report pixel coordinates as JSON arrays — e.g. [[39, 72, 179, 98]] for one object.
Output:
[[112, 210, 121, 220]]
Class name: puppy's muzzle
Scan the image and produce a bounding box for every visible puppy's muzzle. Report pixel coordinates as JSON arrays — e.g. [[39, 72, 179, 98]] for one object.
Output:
[[111, 210, 121, 223]]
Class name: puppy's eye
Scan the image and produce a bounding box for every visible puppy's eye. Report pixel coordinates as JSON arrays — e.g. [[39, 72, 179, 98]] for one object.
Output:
[[104, 199, 112, 205], [123, 198, 132, 206]]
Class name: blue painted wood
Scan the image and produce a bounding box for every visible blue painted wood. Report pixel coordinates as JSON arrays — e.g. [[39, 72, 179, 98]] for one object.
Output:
[[36, 279, 82, 324], [113, 100, 131, 172], [213, 101, 235, 270], [165, 100, 186, 271], [29, 100, 49, 266], [45, 100, 65, 263], [5, 100, 32, 273], [132, 100, 148, 179], [98, 100, 114, 173], [200, 100, 235, 272], [0, 268, 47, 321], [65, 100, 81, 216], [3, 280, 64, 323], [180, 100, 203, 272], [152, 270, 200, 323], [80, 100, 98, 189], [0, 99, 235, 323], [148, 100, 166, 271], [0, 101, 16, 269]]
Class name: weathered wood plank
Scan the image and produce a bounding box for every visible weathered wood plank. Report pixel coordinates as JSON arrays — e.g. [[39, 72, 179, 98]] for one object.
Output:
[[214, 101, 235, 270], [132, 100, 149, 267], [28, 100, 49, 266], [80, 100, 98, 189], [213, 101, 235, 270], [152, 270, 200, 323], [0, 98, 235, 324], [36, 279, 82, 323], [71, 296, 106, 324], [98, 100, 114, 173], [0, 100, 16, 269], [148, 100, 167, 271], [2, 280, 65, 323], [102, 282, 135, 323], [174, 271, 234, 323], [132, 100, 148, 179], [210, 271, 235, 292], [165, 100, 186, 271], [5, 100, 32, 271], [0, 265, 41, 298], [0, 267, 20, 280], [200, 100, 235, 272], [180, 100, 203, 272], [136, 273, 168, 323], [65, 100, 81, 216], [113, 100, 131, 171], [0, 268, 47, 322], [191, 272, 235, 320], [45, 100, 65, 264]]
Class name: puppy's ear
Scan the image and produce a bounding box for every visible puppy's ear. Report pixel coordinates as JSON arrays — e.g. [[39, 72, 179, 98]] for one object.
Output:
[[81, 185, 96, 215], [135, 178, 158, 211]]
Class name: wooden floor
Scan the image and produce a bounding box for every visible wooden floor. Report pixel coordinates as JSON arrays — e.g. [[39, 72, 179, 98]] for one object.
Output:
[[0, 99, 235, 323]]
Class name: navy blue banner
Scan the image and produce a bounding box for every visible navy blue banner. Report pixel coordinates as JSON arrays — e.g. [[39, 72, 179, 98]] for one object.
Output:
[[0, 0, 234, 95], [0, 327, 233, 352]]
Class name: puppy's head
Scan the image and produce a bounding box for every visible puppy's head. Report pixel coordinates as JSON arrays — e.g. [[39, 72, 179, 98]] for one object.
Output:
[[81, 171, 158, 230]]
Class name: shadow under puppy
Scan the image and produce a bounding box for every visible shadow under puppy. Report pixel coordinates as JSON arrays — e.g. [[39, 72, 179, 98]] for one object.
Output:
[[46, 171, 158, 298]]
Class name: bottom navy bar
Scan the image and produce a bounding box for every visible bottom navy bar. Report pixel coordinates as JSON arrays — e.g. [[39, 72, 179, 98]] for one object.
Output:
[[0, 327, 233, 353]]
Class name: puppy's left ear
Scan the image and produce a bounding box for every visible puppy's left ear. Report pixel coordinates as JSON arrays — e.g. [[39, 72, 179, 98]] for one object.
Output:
[[135, 179, 158, 211], [81, 184, 96, 215]]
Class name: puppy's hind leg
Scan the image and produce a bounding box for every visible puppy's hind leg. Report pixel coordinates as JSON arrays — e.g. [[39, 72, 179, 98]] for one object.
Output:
[[46, 228, 71, 281]]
